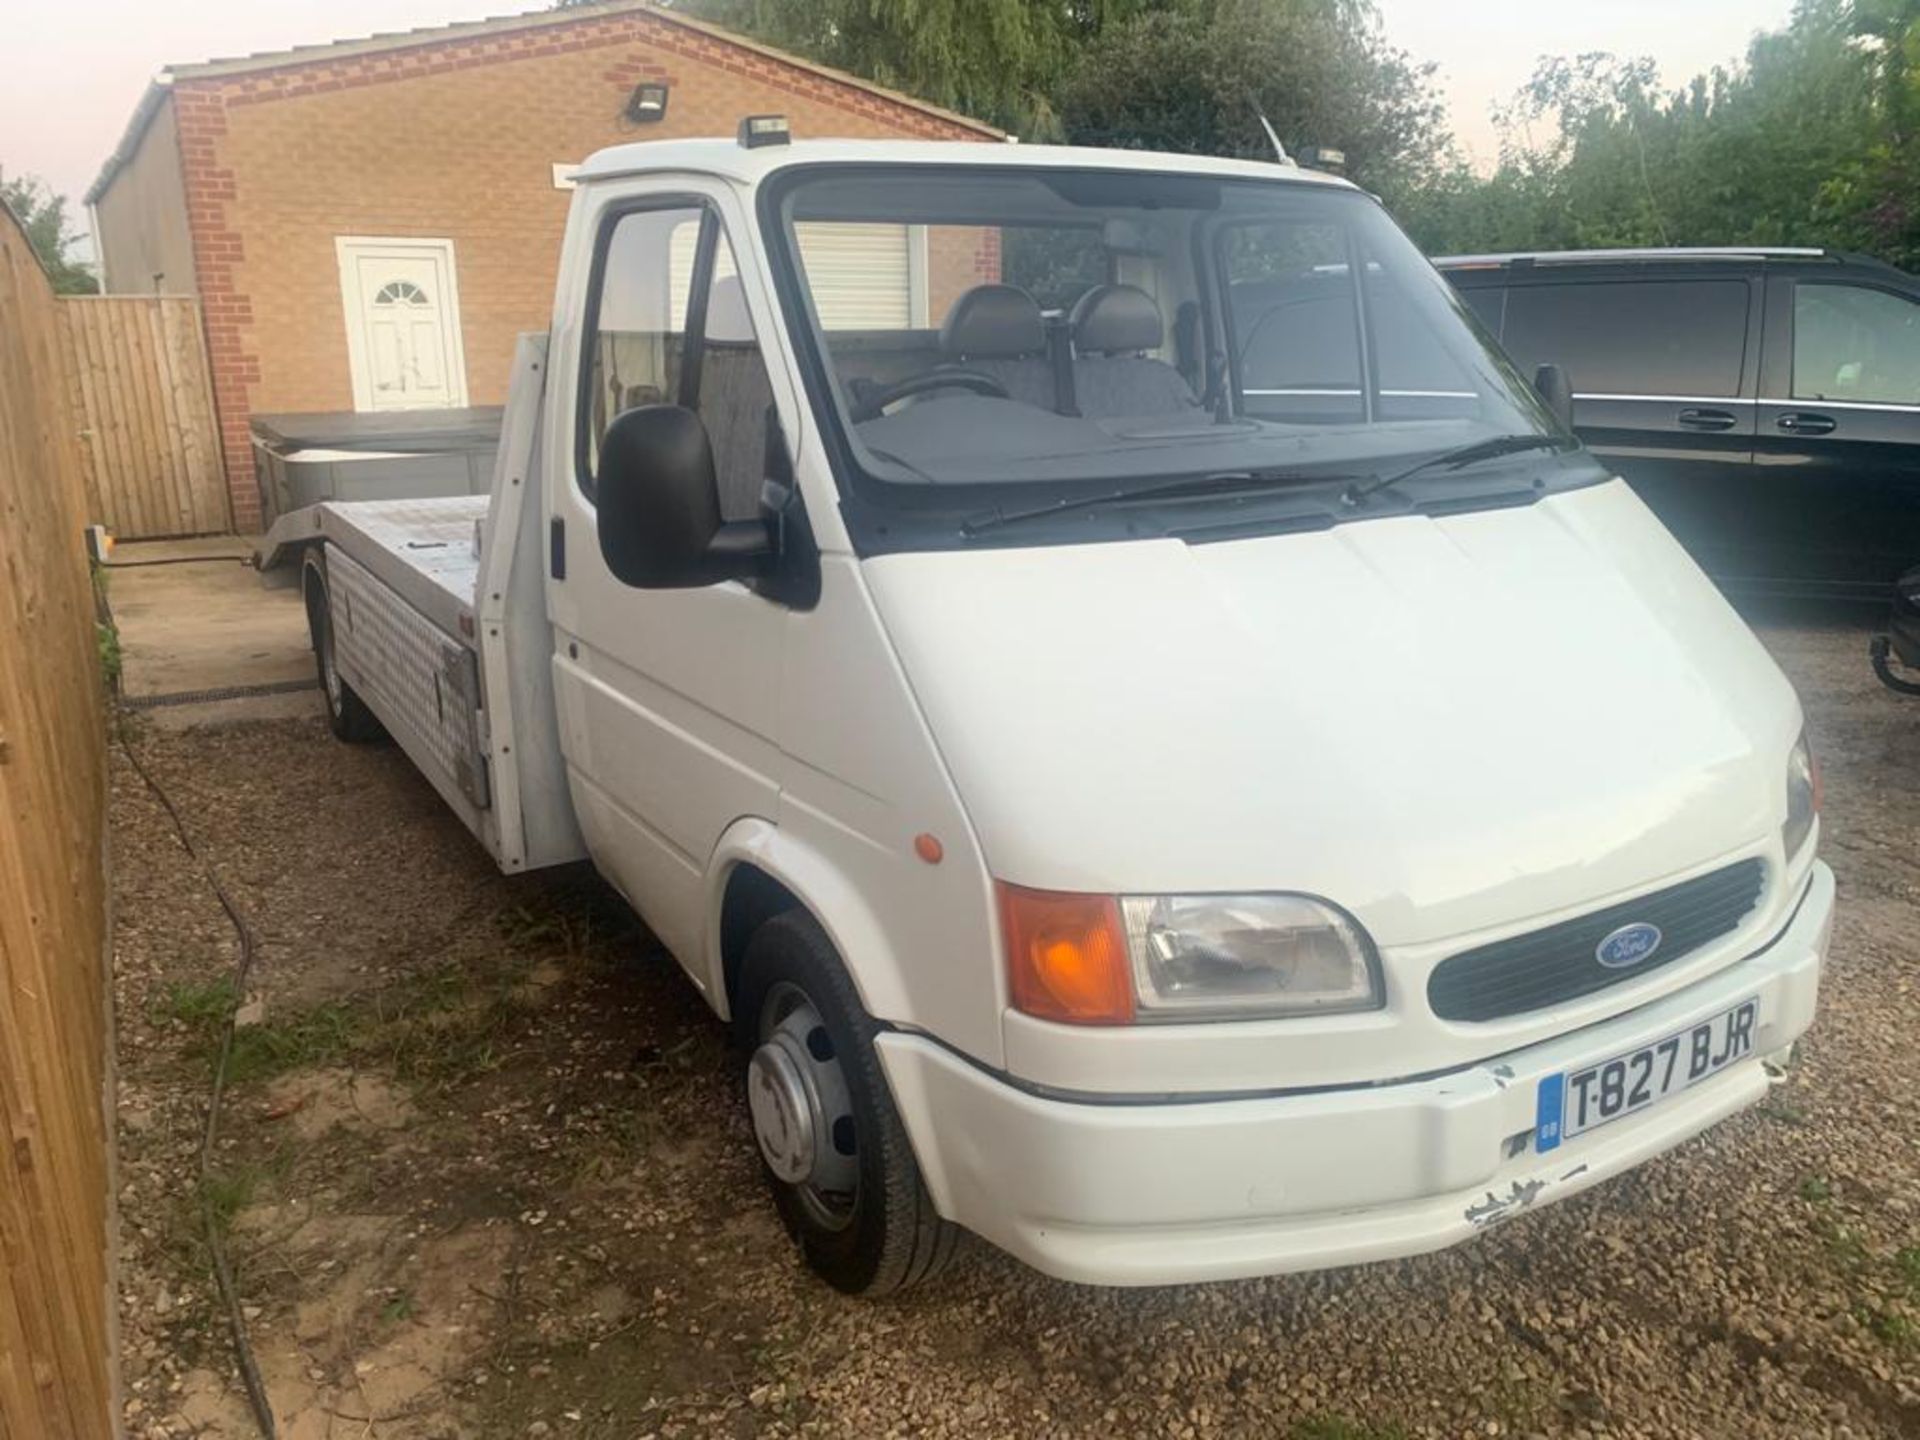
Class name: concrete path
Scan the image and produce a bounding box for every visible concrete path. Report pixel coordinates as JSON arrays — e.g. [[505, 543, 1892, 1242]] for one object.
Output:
[[107, 536, 323, 729]]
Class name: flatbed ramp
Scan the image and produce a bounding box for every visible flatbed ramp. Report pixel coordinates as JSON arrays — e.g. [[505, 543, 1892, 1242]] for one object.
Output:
[[254, 335, 584, 875]]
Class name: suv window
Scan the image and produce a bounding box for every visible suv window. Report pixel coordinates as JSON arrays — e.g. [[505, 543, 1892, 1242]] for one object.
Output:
[[1793, 282, 1920, 406], [1502, 279, 1750, 397], [582, 204, 777, 521]]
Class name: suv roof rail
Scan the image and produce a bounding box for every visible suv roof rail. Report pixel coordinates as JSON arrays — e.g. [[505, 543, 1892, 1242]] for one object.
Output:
[[1433, 246, 1836, 269]]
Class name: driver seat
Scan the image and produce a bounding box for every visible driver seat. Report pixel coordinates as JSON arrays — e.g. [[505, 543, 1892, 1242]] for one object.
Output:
[[935, 284, 1057, 411]]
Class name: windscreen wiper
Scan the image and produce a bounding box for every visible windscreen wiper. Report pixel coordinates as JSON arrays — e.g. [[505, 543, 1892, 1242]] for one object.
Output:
[[1340, 434, 1572, 506], [960, 468, 1345, 539]]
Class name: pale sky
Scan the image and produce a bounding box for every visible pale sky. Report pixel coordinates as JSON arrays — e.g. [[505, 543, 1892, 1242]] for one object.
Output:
[[4, 0, 1799, 256]]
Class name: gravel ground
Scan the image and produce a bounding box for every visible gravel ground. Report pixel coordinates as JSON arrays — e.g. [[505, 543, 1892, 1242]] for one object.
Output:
[[111, 607, 1917, 1440]]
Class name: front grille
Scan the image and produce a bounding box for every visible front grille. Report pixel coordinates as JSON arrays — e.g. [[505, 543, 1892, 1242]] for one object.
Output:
[[1428, 859, 1766, 1023]]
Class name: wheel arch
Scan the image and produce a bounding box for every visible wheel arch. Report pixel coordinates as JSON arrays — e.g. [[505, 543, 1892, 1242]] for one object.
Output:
[[704, 817, 908, 1027], [298, 542, 331, 645]]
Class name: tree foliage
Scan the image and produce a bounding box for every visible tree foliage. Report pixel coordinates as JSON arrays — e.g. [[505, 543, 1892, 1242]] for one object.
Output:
[[1055, 0, 1451, 205], [686, 0, 1167, 136], [0, 174, 98, 294], [676, 0, 1920, 270], [1406, 0, 1920, 269], [682, 0, 1450, 193]]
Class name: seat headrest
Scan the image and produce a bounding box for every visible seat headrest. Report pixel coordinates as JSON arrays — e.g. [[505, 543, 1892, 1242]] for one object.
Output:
[[940, 284, 1045, 358], [1071, 284, 1163, 355]]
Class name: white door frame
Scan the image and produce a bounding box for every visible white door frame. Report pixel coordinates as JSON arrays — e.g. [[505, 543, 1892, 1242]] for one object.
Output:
[[334, 235, 471, 411]]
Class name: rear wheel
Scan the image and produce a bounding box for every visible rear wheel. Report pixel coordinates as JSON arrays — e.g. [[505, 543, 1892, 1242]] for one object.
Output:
[[738, 911, 957, 1295], [303, 553, 382, 743]]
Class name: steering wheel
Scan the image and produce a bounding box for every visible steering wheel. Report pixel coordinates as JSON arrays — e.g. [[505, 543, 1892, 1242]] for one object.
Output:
[[851, 368, 1009, 421]]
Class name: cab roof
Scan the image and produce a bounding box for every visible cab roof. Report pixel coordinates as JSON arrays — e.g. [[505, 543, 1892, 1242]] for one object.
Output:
[[570, 137, 1358, 191]]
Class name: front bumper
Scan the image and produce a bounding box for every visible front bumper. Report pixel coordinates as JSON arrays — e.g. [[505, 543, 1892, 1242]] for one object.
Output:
[[879, 860, 1832, 1287]]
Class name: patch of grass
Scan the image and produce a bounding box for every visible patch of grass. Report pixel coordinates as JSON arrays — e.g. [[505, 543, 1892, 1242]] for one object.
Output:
[[200, 1151, 294, 1236], [223, 1001, 359, 1085], [1854, 1303, 1917, 1349], [1895, 1246, 1920, 1294], [158, 979, 361, 1086], [1799, 1174, 1834, 1204], [1290, 1418, 1408, 1440], [159, 976, 238, 1035], [97, 621, 122, 690], [363, 957, 545, 1091], [379, 1291, 416, 1325]]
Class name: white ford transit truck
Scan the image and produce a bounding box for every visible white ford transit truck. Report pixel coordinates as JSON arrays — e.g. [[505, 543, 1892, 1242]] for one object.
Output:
[[259, 125, 1833, 1295]]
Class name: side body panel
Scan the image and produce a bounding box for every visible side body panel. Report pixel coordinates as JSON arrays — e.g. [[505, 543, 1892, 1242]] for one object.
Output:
[[539, 172, 1007, 1062]]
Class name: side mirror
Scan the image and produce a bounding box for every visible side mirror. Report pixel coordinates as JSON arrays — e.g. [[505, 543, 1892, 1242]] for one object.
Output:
[[1533, 363, 1575, 431], [596, 404, 771, 588]]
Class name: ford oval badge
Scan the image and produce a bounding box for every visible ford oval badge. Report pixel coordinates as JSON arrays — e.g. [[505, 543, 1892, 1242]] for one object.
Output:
[[1595, 922, 1662, 969]]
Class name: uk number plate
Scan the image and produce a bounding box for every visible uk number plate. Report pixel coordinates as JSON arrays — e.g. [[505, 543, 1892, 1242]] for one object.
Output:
[[1535, 997, 1759, 1152]]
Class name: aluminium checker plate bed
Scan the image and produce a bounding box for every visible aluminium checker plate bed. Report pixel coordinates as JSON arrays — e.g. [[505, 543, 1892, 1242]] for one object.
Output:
[[254, 336, 585, 876], [318, 497, 495, 836]]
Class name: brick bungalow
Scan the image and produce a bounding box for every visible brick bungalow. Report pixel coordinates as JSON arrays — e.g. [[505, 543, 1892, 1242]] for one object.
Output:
[[86, 1, 1001, 531]]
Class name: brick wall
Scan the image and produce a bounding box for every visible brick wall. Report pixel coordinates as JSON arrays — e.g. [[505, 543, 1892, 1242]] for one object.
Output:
[[170, 8, 993, 531], [925, 226, 1004, 327]]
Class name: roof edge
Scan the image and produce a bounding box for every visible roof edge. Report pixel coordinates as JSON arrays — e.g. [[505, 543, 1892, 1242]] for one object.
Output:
[[87, 0, 1001, 204], [86, 75, 174, 207]]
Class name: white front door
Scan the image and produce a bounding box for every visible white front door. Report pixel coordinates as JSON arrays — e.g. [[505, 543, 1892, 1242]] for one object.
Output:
[[335, 237, 470, 411]]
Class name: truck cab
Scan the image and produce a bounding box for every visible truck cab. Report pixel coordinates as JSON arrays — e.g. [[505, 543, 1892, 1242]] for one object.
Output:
[[273, 129, 1832, 1294]]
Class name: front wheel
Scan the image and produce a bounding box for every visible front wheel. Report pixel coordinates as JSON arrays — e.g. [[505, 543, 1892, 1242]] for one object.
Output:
[[737, 911, 957, 1295]]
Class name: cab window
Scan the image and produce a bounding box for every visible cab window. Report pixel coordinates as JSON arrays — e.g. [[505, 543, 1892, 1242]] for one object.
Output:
[[1793, 283, 1920, 406], [580, 204, 778, 521]]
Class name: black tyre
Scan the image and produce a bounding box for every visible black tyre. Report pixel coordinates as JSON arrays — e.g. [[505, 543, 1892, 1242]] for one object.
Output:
[[303, 553, 383, 744], [737, 910, 957, 1295]]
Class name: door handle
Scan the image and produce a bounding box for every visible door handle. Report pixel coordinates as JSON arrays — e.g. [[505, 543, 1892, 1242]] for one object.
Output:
[[1776, 412, 1837, 436], [1677, 407, 1739, 432]]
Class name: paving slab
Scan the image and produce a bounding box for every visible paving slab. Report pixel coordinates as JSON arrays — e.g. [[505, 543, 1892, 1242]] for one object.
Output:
[[106, 537, 323, 729]]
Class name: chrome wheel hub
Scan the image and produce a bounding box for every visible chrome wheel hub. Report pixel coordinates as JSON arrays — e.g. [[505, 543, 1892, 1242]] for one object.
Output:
[[749, 983, 858, 1230]]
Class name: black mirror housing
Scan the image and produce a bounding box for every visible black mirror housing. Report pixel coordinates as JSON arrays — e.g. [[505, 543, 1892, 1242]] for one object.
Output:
[[596, 404, 771, 588], [1533, 363, 1575, 432]]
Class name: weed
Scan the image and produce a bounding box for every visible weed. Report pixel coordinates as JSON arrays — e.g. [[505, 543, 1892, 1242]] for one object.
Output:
[[223, 1002, 359, 1085], [97, 621, 122, 690], [380, 1292, 417, 1325], [365, 955, 549, 1090], [1895, 1246, 1920, 1295], [1856, 1304, 1917, 1348], [159, 977, 238, 1036], [1799, 1174, 1834, 1204], [159, 980, 360, 1085], [200, 1151, 293, 1236]]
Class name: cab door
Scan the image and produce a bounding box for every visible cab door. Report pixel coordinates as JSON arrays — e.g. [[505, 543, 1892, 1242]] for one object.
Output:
[[1756, 272, 1920, 596], [543, 183, 800, 981]]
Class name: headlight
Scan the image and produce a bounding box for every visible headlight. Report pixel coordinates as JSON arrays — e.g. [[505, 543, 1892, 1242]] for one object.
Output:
[[1120, 894, 1383, 1021], [1783, 731, 1820, 861]]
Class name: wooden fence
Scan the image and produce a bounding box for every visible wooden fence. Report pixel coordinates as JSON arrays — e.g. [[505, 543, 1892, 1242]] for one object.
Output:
[[59, 294, 228, 540], [0, 209, 115, 1436]]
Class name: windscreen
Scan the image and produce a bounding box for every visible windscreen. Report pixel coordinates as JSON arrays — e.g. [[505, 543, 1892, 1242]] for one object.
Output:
[[770, 166, 1554, 497]]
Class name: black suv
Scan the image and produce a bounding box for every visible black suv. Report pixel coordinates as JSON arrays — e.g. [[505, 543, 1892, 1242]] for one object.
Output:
[[1437, 247, 1920, 599]]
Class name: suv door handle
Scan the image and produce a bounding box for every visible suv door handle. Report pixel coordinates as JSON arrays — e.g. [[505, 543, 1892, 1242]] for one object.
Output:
[[1776, 412, 1837, 435], [1677, 407, 1739, 431]]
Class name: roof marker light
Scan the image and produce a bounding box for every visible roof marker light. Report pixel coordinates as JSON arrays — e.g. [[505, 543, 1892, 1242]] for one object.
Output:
[[738, 115, 791, 149]]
